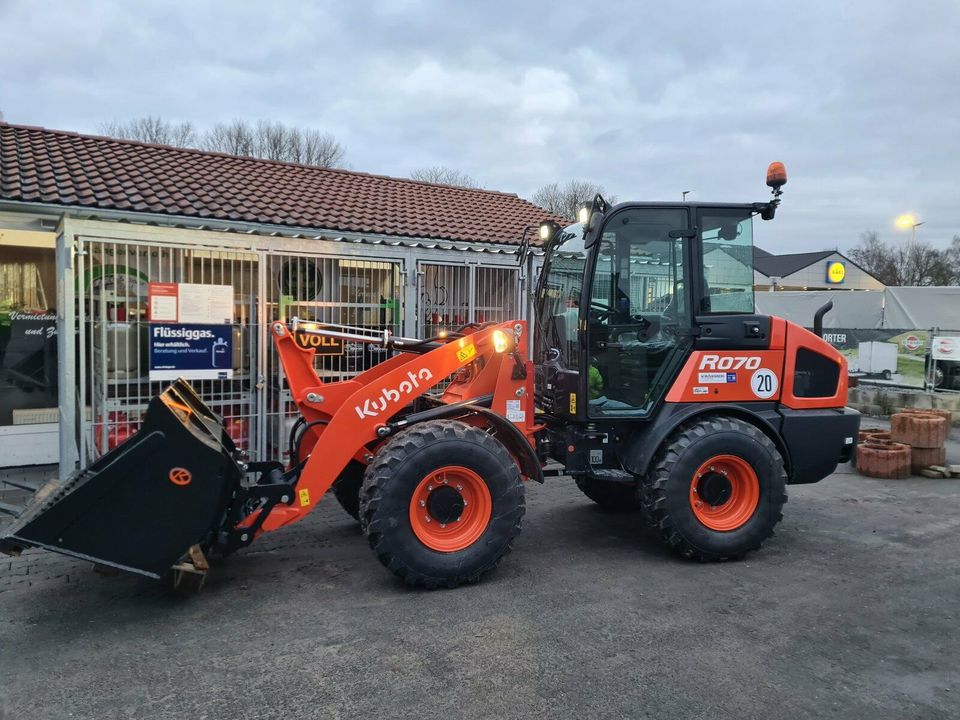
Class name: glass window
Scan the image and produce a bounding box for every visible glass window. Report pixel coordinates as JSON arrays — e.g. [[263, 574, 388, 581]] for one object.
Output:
[[700, 211, 755, 314], [0, 245, 58, 428], [589, 209, 689, 325], [535, 223, 586, 369], [587, 208, 691, 417]]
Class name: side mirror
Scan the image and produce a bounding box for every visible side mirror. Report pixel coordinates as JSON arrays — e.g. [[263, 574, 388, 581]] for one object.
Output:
[[582, 193, 610, 248]]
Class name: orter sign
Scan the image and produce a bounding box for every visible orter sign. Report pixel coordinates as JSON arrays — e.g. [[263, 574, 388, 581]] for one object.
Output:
[[148, 324, 234, 381]]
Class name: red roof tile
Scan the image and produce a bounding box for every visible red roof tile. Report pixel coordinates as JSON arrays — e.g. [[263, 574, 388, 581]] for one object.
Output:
[[0, 123, 563, 245]]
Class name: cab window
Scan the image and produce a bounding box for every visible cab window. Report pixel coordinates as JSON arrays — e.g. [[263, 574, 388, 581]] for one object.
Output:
[[699, 211, 755, 314]]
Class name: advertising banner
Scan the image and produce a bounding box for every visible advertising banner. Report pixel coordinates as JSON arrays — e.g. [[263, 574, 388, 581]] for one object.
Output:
[[820, 328, 931, 387], [148, 324, 234, 381], [148, 282, 235, 381]]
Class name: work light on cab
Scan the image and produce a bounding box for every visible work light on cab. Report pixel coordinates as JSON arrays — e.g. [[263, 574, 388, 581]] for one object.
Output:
[[538, 220, 559, 242], [766, 161, 787, 190]]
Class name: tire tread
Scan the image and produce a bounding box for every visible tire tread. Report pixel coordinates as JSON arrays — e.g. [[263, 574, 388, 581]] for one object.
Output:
[[359, 419, 524, 588], [639, 416, 788, 561]]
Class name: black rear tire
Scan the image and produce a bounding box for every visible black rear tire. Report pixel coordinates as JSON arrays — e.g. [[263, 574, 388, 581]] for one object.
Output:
[[332, 460, 364, 521], [640, 416, 787, 561], [359, 420, 524, 588], [574, 475, 641, 511]]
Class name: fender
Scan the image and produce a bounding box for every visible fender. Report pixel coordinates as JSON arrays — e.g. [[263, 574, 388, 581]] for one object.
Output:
[[619, 402, 791, 480], [389, 401, 544, 483], [468, 406, 544, 484]]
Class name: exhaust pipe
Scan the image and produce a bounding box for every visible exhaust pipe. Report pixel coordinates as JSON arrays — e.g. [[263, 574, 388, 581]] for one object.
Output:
[[813, 300, 833, 338]]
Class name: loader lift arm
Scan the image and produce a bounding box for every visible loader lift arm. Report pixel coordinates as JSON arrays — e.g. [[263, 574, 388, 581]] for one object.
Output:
[[225, 319, 541, 548]]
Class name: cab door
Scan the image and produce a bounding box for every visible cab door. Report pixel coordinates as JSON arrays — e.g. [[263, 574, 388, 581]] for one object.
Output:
[[585, 207, 693, 418]]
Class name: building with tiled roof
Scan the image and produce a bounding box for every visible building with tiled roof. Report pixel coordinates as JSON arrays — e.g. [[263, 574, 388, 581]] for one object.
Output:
[[0, 123, 561, 469], [0, 123, 562, 245]]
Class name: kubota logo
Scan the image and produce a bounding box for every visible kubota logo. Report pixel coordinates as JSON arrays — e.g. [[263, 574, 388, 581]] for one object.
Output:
[[698, 355, 762, 371], [354, 368, 434, 419], [169, 467, 192, 486]]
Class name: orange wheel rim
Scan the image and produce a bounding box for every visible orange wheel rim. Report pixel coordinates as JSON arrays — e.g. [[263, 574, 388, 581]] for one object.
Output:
[[689, 454, 760, 531], [409, 466, 492, 552]]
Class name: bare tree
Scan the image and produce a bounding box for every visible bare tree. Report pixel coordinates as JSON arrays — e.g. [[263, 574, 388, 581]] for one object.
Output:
[[201, 118, 345, 167], [98, 115, 346, 168], [287, 127, 345, 167], [201, 119, 255, 157], [848, 231, 957, 286], [409, 166, 478, 188], [532, 180, 617, 220], [848, 231, 898, 285], [254, 120, 288, 160], [900, 241, 954, 286], [947, 235, 960, 285], [98, 116, 197, 146]]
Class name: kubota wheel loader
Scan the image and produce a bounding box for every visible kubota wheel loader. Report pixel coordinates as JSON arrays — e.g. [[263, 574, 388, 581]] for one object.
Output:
[[0, 163, 860, 589]]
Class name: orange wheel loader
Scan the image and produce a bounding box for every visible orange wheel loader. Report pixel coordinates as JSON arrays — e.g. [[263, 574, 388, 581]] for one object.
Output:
[[0, 163, 860, 589]]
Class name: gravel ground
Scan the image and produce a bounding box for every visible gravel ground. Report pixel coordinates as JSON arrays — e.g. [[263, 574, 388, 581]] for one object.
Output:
[[1, 425, 959, 720]]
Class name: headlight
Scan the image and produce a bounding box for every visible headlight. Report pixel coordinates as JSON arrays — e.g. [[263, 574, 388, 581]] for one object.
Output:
[[492, 329, 510, 353]]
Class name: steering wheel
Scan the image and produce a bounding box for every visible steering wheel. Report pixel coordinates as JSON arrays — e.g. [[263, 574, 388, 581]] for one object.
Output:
[[589, 301, 618, 322]]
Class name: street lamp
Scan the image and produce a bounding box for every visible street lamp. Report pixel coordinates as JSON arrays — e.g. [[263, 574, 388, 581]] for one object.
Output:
[[896, 213, 925, 242], [682, 190, 692, 202]]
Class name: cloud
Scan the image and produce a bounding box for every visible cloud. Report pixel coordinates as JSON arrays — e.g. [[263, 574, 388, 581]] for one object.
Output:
[[1, 0, 958, 251]]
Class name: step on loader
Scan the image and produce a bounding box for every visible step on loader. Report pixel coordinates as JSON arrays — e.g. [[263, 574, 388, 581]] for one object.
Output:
[[1, 163, 860, 590]]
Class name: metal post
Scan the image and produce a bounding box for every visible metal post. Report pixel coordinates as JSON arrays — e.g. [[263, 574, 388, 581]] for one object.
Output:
[[403, 254, 418, 337], [55, 216, 79, 479], [256, 248, 268, 460]]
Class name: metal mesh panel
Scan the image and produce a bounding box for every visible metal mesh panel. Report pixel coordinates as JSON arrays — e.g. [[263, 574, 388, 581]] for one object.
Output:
[[72, 235, 521, 470], [77, 240, 260, 462], [418, 263, 470, 336], [417, 263, 519, 333], [264, 254, 403, 465], [475, 266, 519, 324], [417, 262, 520, 391]]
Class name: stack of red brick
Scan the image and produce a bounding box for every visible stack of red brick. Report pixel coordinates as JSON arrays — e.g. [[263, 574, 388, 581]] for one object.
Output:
[[856, 409, 955, 479]]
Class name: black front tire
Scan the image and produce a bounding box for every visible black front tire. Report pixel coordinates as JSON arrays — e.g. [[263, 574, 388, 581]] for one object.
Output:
[[640, 416, 787, 561], [359, 420, 524, 588]]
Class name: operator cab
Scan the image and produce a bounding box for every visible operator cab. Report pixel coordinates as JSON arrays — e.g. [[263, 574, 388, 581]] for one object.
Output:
[[534, 190, 777, 422]]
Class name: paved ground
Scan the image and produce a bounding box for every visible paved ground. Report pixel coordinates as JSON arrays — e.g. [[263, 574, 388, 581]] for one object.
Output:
[[1, 421, 959, 719]]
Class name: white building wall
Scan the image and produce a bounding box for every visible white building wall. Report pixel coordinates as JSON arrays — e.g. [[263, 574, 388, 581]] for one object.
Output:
[[755, 252, 884, 290]]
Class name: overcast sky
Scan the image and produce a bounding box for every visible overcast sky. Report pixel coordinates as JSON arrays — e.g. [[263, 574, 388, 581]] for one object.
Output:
[[1, 0, 958, 252]]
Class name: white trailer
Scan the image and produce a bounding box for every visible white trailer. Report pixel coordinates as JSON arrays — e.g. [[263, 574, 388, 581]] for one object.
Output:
[[856, 341, 898, 379]]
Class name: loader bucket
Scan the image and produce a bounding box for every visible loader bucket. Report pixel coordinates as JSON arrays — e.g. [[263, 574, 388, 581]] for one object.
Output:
[[0, 379, 243, 578]]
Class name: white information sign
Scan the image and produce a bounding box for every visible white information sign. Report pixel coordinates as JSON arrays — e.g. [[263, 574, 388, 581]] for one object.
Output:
[[150, 294, 178, 322], [931, 336, 958, 361], [178, 283, 234, 325]]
